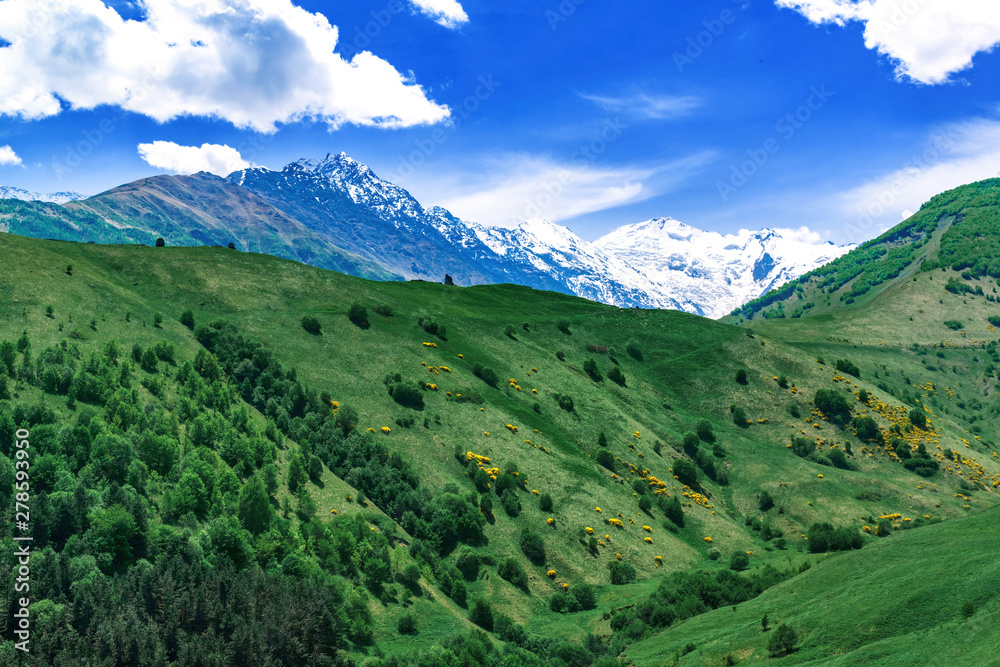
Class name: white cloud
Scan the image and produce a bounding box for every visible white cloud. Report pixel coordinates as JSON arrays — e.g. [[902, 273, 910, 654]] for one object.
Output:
[[579, 91, 703, 120], [405, 151, 716, 228], [772, 225, 827, 244], [408, 0, 468, 29], [836, 116, 1000, 240], [775, 0, 1000, 84], [0, 145, 21, 167], [0, 0, 450, 132], [138, 141, 250, 176]]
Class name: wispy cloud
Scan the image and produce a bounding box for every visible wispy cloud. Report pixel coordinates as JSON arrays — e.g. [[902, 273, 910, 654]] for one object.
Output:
[[138, 141, 250, 177], [775, 0, 1000, 84], [0, 144, 21, 167], [0, 0, 450, 132], [408, 0, 469, 29], [579, 91, 703, 120], [410, 150, 716, 227], [834, 116, 1000, 240]]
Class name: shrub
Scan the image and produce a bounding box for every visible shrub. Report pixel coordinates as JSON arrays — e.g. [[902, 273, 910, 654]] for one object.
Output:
[[626, 339, 643, 361], [903, 457, 940, 477], [479, 493, 493, 515], [988, 315, 1000, 327], [735, 369, 748, 384], [500, 490, 521, 517], [729, 551, 749, 571], [909, 407, 927, 429], [732, 406, 749, 427], [504, 325, 517, 339], [672, 459, 699, 487], [301, 316, 322, 335], [828, 449, 853, 470], [397, 613, 417, 634], [609, 561, 636, 585], [180, 309, 195, 330], [539, 492, 554, 512], [661, 495, 684, 527], [372, 304, 393, 317], [777, 375, 789, 388], [572, 583, 597, 610], [790, 437, 814, 457], [348, 303, 368, 324], [814, 389, 852, 425], [469, 599, 493, 630], [696, 420, 715, 443], [638, 495, 653, 513], [498, 558, 528, 591], [768, 624, 797, 656], [556, 351, 566, 361], [835, 358, 860, 377], [557, 320, 571, 335], [583, 358, 602, 381], [806, 522, 863, 552], [759, 490, 775, 512], [555, 394, 575, 412], [853, 416, 881, 443], [944, 320, 964, 330], [596, 449, 616, 471], [549, 594, 566, 613], [153, 313, 163, 328], [472, 364, 499, 387], [608, 365, 626, 386], [387, 381, 424, 410], [519, 529, 545, 563]]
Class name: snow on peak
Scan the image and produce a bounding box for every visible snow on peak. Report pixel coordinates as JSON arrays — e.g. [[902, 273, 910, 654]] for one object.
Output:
[[0, 186, 86, 204]]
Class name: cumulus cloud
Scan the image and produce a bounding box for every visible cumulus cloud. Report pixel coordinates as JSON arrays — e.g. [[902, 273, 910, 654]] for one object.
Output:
[[408, 0, 468, 29], [0, 145, 21, 167], [772, 225, 827, 244], [138, 141, 250, 176], [775, 0, 1000, 84], [579, 91, 703, 120], [405, 151, 716, 228], [0, 0, 450, 132], [836, 116, 1000, 239]]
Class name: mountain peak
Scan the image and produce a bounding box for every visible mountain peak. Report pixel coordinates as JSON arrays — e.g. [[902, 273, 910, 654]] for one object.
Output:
[[0, 186, 86, 204]]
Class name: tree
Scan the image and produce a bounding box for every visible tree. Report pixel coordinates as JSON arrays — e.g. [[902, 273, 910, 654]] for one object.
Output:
[[498, 558, 528, 591], [348, 303, 368, 325], [608, 365, 626, 386], [180, 309, 195, 330], [672, 458, 699, 487], [539, 492, 554, 513], [853, 416, 881, 443], [238, 475, 273, 534], [696, 420, 715, 443], [572, 583, 597, 610], [287, 453, 307, 492], [626, 339, 643, 361], [729, 551, 749, 571], [153, 313, 163, 328], [814, 389, 852, 425], [301, 316, 322, 335], [909, 407, 928, 430], [768, 623, 797, 656], [735, 369, 748, 384], [732, 406, 749, 427], [469, 599, 494, 630], [140, 348, 158, 373], [761, 613, 769, 632], [835, 358, 860, 377], [583, 358, 602, 381], [519, 529, 545, 563], [759, 490, 775, 512], [609, 561, 636, 585], [596, 449, 616, 471], [334, 405, 359, 434], [662, 495, 684, 527], [479, 493, 493, 515], [397, 613, 417, 634], [638, 495, 653, 513]]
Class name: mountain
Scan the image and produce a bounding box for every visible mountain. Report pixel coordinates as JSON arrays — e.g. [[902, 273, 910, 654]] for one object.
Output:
[[595, 218, 854, 318], [228, 153, 853, 317], [0, 220, 996, 665], [0, 185, 84, 203]]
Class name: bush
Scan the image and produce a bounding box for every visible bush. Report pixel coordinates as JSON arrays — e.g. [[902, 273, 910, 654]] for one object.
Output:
[[557, 320, 571, 335], [768, 624, 797, 656], [596, 449, 615, 471], [806, 522, 863, 552], [759, 490, 775, 512], [519, 529, 545, 563], [852, 416, 881, 443], [301, 316, 322, 335], [638, 495, 653, 513], [372, 304, 393, 317], [348, 303, 368, 324], [732, 406, 749, 427], [472, 364, 499, 388], [672, 459, 699, 487], [661, 495, 684, 527], [549, 594, 566, 613], [609, 561, 636, 585], [387, 381, 424, 410], [498, 558, 528, 591], [180, 309, 195, 330], [539, 492, 554, 512], [608, 365, 626, 386], [814, 389, 852, 425], [729, 551, 749, 571], [944, 320, 964, 330], [835, 358, 860, 377], [903, 457, 940, 477], [828, 449, 853, 470], [696, 420, 715, 443], [469, 599, 493, 630], [626, 339, 643, 361], [988, 315, 1000, 327], [555, 393, 574, 412], [682, 432, 700, 454], [500, 490, 521, 517], [909, 407, 928, 429], [735, 369, 748, 384], [504, 325, 517, 339], [573, 583, 598, 610], [584, 358, 602, 381], [790, 437, 814, 458], [397, 613, 417, 634]]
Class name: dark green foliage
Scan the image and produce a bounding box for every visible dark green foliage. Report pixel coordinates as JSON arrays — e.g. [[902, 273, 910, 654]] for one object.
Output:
[[626, 339, 643, 361], [682, 432, 701, 454], [903, 456, 940, 477], [469, 599, 494, 630], [348, 302, 368, 324], [584, 358, 602, 381], [836, 358, 860, 377], [572, 582, 598, 610], [180, 309, 195, 329], [814, 388, 853, 425], [791, 437, 814, 458], [500, 489, 521, 517], [944, 320, 964, 330], [696, 420, 715, 443], [672, 458, 699, 487], [300, 315, 322, 335], [237, 474, 273, 534], [609, 561, 636, 585], [806, 522, 864, 552], [153, 312, 163, 328], [498, 557, 529, 591], [853, 415, 882, 443], [596, 449, 616, 471], [759, 490, 775, 512], [372, 303, 393, 317], [472, 363, 499, 387], [555, 393, 574, 412], [661, 495, 684, 527], [504, 324, 517, 338], [608, 365, 626, 386], [732, 406, 748, 427], [519, 529, 545, 563], [386, 378, 425, 409], [730, 551, 749, 571], [539, 492, 554, 513], [769, 624, 798, 656], [988, 315, 1000, 327], [909, 407, 928, 429], [557, 320, 571, 335], [828, 448, 853, 471], [735, 369, 748, 384], [638, 495, 653, 513], [397, 612, 417, 634]]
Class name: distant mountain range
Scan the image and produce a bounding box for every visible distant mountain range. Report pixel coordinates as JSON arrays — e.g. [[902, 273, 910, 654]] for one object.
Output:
[[0, 154, 854, 317], [0, 185, 85, 204]]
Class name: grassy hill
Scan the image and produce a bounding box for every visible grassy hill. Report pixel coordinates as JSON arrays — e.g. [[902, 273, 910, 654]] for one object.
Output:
[[0, 229, 997, 665]]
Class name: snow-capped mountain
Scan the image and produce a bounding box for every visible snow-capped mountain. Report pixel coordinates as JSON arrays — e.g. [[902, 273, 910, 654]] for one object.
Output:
[[0, 186, 85, 204], [227, 153, 852, 318]]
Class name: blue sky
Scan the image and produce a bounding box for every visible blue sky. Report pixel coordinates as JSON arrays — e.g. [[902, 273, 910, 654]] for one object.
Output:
[[0, 0, 999, 245]]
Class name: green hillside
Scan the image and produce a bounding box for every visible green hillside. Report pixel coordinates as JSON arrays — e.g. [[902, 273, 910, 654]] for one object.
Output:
[[0, 230, 997, 666]]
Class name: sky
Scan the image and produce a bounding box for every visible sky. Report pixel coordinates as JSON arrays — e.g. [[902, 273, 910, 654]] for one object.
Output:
[[0, 0, 999, 246]]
